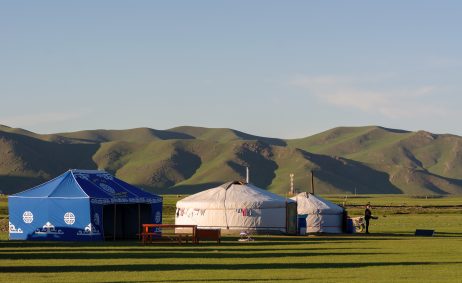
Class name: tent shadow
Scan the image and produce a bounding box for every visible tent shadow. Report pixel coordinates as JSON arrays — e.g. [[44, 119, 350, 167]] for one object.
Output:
[[0, 246, 379, 253], [114, 280, 306, 283], [0, 251, 396, 261], [2, 261, 460, 273], [0, 233, 410, 249]]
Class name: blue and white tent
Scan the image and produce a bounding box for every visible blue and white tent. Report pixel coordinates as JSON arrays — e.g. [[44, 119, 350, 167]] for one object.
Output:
[[8, 169, 162, 241]]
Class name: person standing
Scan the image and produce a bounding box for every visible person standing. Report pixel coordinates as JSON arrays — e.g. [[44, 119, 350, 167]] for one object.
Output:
[[364, 204, 372, 234]]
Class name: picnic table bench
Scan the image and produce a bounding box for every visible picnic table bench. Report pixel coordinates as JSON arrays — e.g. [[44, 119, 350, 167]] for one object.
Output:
[[141, 224, 198, 244]]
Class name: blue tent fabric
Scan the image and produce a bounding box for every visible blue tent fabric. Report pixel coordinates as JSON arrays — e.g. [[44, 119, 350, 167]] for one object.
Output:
[[12, 172, 82, 198], [8, 169, 162, 241]]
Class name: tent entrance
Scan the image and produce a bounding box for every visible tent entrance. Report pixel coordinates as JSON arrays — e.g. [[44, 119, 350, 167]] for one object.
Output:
[[103, 204, 152, 240]]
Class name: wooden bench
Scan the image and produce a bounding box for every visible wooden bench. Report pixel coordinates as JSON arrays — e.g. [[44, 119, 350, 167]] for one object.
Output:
[[140, 232, 161, 244], [141, 224, 198, 244], [196, 228, 221, 244], [174, 227, 196, 244]]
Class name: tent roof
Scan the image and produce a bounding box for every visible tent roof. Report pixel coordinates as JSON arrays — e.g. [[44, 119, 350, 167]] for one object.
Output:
[[291, 192, 344, 215], [10, 169, 162, 203], [177, 181, 294, 209]]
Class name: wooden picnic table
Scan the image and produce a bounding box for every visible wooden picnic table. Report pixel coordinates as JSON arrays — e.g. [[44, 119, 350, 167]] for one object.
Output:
[[141, 224, 198, 244], [196, 228, 221, 244]]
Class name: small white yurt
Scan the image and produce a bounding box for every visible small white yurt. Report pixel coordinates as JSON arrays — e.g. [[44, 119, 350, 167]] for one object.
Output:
[[175, 181, 297, 234], [291, 192, 344, 233]]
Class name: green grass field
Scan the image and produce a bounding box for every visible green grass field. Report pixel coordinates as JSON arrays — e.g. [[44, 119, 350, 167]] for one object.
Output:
[[1, 195, 462, 282]]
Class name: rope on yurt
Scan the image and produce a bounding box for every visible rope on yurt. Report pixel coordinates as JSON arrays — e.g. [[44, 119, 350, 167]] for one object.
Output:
[[223, 181, 246, 230]]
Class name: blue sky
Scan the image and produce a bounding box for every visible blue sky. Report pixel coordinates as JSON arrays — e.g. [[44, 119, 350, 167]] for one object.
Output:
[[1, 1, 461, 138]]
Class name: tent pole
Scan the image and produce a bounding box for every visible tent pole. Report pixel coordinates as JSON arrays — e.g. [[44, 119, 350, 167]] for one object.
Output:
[[285, 200, 288, 234], [113, 204, 116, 241], [311, 170, 315, 195], [138, 204, 141, 240]]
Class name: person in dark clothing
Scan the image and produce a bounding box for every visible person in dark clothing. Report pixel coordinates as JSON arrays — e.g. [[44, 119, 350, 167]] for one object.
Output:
[[364, 204, 372, 234]]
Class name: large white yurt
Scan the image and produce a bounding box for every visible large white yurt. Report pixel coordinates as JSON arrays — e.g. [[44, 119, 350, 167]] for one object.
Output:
[[291, 192, 345, 233], [175, 181, 297, 234]]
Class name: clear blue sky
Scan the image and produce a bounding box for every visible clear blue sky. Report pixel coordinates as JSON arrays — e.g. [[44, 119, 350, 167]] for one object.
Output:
[[1, 1, 461, 138]]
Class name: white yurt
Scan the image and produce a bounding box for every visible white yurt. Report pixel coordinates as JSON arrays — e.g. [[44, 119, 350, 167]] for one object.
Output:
[[291, 192, 345, 233], [175, 181, 297, 234]]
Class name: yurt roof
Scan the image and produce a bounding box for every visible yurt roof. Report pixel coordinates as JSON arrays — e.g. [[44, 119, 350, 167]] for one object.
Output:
[[291, 192, 344, 215], [177, 181, 294, 209]]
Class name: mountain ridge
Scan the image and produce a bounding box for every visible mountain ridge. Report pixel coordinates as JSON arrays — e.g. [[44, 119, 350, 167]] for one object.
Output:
[[1, 124, 462, 195]]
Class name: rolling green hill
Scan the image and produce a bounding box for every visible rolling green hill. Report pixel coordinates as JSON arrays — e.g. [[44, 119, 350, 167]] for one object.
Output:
[[1, 124, 462, 195]]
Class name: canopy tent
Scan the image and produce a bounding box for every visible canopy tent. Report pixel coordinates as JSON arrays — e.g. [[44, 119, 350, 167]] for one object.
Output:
[[291, 192, 344, 233], [8, 169, 162, 241], [175, 181, 297, 234]]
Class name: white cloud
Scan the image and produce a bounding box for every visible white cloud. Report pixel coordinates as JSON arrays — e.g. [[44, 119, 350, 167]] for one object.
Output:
[[290, 74, 448, 119]]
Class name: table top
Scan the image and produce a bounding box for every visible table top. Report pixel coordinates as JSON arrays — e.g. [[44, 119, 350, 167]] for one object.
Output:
[[142, 224, 197, 228]]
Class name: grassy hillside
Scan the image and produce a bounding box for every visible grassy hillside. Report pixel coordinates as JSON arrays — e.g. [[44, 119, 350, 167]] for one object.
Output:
[[56, 128, 194, 143], [0, 130, 98, 194], [287, 126, 412, 156], [287, 126, 462, 195], [1, 125, 462, 195], [169, 126, 287, 145]]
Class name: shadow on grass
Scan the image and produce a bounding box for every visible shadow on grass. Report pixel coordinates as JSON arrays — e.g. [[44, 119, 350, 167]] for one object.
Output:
[[434, 232, 462, 237], [0, 251, 394, 260], [219, 235, 415, 244], [112, 279, 306, 282], [2, 261, 461, 273], [0, 236, 406, 251], [0, 246, 381, 253], [2, 231, 453, 252], [0, 234, 414, 249], [0, 240, 300, 249]]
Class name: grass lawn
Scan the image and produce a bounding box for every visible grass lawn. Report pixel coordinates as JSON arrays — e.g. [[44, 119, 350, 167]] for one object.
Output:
[[1, 195, 462, 282]]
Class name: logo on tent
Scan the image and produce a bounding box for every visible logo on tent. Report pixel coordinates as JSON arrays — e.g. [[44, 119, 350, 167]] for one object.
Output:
[[77, 223, 101, 236], [9, 222, 23, 234], [97, 173, 114, 180], [155, 211, 161, 223], [99, 183, 116, 195], [22, 211, 33, 224], [74, 173, 90, 180], [64, 212, 76, 225], [35, 222, 64, 235]]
